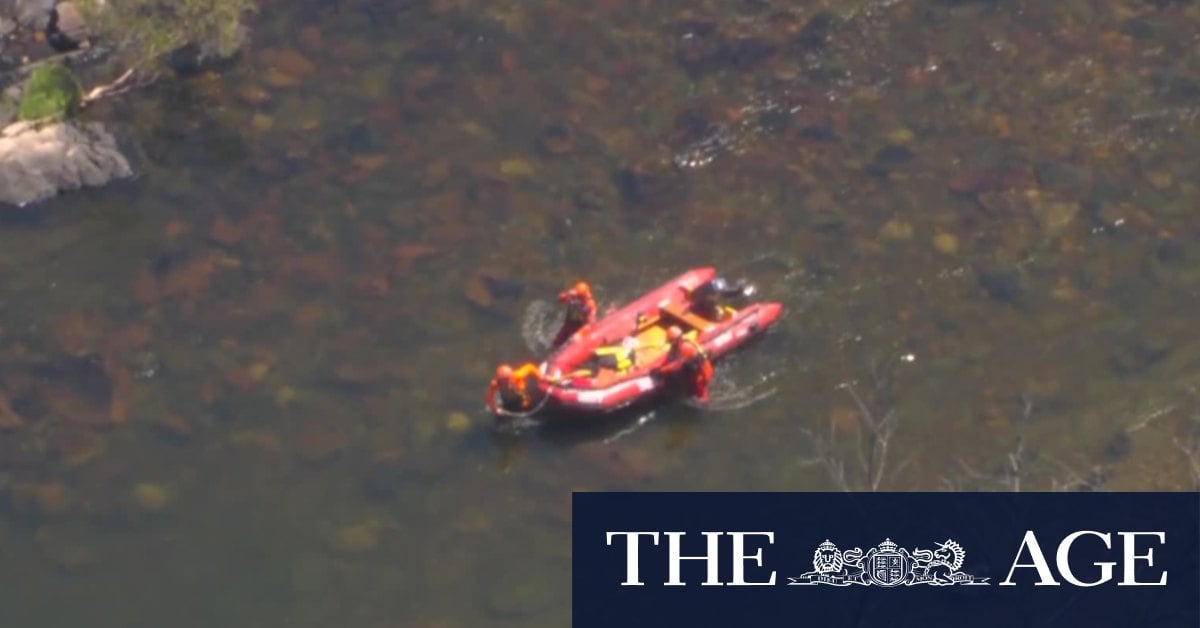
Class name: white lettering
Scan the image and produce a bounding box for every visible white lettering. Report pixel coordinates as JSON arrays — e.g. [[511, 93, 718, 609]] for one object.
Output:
[[606, 532, 659, 586], [1118, 532, 1167, 586], [665, 532, 723, 586], [729, 532, 776, 586], [1001, 530, 1060, 586], [1056, 531, 1114, 587]]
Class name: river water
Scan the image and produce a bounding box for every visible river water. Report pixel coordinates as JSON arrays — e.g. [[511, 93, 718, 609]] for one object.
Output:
[[1, 0, 1199, 626]]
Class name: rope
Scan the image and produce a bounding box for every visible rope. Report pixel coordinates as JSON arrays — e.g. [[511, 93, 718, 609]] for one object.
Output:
[[490, 377, 565, 419]]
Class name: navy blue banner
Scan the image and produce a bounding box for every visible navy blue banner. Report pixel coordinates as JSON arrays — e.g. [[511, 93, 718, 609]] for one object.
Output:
[[573, 492, 1199, 628]]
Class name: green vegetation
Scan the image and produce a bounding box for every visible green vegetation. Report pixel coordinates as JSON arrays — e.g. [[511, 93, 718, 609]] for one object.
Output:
[[17, 64, 83, 121], [75, 0, 257, 70]]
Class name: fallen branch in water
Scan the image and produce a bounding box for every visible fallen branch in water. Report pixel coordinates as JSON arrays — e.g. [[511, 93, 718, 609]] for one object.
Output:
[[941, 435, 1107, 492], [1042, 454, 1107, 492], [1125, 383, 1200, 490], [1174, 406, 1200, 491], [82, 67, 138, 104], [81, 61, 166, 106], [800, 375, 903, 492], [842, 381, 901, 492]]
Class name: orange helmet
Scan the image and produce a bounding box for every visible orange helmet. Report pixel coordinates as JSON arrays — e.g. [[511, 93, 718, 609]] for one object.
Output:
[[667, 326, 683, 341], [496, 364, 513, 378], [574, 281, 591, 296], [678, 341, 698, 358]]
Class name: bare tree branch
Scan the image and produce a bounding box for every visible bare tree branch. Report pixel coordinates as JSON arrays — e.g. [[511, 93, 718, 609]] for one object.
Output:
[[1125, 403, 1178, 434], [82, 67, 138, 104], [802, 377, 902, 492]]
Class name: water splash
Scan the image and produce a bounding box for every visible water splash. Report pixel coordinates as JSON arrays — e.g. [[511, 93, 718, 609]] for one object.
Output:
[[602, 411, 656, 444], [671, 92, 803, 171], [493, 414, 544, 435], [691, 370, 781, 412], [521, 299, 561, 355]]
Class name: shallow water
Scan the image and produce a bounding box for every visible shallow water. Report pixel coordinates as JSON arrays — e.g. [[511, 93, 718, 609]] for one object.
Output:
[[2, 0, 1200, 625]]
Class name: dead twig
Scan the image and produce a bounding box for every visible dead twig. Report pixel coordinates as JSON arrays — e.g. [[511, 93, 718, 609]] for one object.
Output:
[[1125, 403, 1179, 434], [1172, 407, 1200, 490], [801, 376, 902, 492], [840, 381, 900, 492], [800, 422, 851, 492], [1172, 436, 1200, 491], [82, 67, 158, 105], [943, 435, 1110, 492], [1123, 383, 1200, 490], [1042, 453, 1106, 492]]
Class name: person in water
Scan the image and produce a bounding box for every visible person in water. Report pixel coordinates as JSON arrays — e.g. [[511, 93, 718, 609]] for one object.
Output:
[[486, 362, 546, 413], [659, 326, 713, 403], [688, 277, 753, 322], [552, 281, 597, 347]]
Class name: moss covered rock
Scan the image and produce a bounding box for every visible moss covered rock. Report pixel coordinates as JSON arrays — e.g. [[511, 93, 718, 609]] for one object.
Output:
[[18, 64, 83, 122]]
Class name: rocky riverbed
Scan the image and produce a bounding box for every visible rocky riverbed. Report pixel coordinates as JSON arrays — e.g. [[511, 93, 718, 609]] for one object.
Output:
[[0, 0, 252, 206], [0, 0, 1199, 627]]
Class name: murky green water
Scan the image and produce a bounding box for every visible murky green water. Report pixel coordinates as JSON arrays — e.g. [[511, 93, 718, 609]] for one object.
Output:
[[2, 0, 1200, 625]]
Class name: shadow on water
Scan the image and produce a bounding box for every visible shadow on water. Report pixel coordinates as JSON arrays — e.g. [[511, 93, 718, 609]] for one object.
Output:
[[492, 406, 665, 449], [493, 331, 792, 454]]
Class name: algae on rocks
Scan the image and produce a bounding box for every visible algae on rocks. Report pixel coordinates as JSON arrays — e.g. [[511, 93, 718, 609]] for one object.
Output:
[[73, 0, 255, 71], [17, 63, 82, 121]]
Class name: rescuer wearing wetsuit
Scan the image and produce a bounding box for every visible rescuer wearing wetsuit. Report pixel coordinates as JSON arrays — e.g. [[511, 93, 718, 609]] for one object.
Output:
[[486, 363, 546, 412], [659, 326, 713, 403], [552, 281, 597, 348]]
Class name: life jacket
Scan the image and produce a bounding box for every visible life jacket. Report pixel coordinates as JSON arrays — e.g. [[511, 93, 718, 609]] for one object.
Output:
[[667, 332, 706, 362], [594, 345, 634, 372]]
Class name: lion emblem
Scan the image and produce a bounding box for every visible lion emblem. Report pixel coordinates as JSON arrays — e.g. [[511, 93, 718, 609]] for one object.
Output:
[[812, 539, 844, 574]]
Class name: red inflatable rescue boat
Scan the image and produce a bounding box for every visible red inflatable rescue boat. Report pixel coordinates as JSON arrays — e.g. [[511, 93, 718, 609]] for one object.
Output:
[[492, 267, 782, 419]]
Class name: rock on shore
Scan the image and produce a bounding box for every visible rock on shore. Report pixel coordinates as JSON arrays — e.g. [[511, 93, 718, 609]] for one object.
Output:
[[0, 119, 132, 206], [7, 0, 56, 30]]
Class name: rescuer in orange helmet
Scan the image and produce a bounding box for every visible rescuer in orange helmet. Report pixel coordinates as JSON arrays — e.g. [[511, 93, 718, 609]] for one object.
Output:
[[486, 363, 547, 413], [552, 280, 597, 348], [659, 326, 713, 403]]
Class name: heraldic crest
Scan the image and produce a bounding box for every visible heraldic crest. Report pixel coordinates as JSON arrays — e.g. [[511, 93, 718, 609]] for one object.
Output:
[[788, 538, 989, 586]]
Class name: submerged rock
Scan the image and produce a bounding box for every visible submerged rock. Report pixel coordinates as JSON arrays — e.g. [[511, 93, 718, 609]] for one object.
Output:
[[133, 482, 170, 511], [9, 0, 56, 30], [0, 120, 132, 206], [1110, 335, 1171, 376], [485, 571, 555, 620], [865, 144, 914, 177], [0, 393, 25, 430], [975, 266, 1025, 306], [612, 165, 678, 207], [332, 520, 382, 552]]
